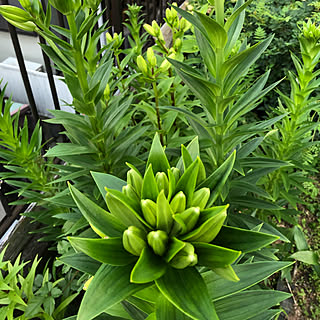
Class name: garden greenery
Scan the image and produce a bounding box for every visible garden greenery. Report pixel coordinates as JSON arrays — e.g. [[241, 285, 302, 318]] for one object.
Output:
[[0, 0, 319, 319]]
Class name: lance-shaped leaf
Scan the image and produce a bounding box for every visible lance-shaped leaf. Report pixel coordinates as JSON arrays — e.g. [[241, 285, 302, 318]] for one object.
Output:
[[176, 136, 201, 172], [155, 267, 219, 320], [194, 11, 228, 49], [92, 171, 126, 199], [78, 264, 150, 320], [156, 295, 190, 320], [175, 158, 200, 207], [156, 190, 174, 233], [168, 58, 218, 115], [58, 252, 101, 275], [223, 36, 274, 93], [214, 290, 291, 320], [199, 151, 236, 206], [69, 184, 125, 237], [131, 247, 167, 284], [193, 243, 241, 268], [68, 237, 136, 266], [212, 265, 240, 282], [142, 164, 159, 202], [106, 190, 147, 230], [203, 261, 294, 301], [212, 226, 279, 252], [147, 133, 170, 174], [182, 205, 228, 243]]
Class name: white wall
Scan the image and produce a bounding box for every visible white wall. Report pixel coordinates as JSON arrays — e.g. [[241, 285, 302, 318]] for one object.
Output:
[[0, 31, 44, 65]]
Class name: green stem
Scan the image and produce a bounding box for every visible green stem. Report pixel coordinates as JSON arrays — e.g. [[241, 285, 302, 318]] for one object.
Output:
[[152, 81, 164, 145]]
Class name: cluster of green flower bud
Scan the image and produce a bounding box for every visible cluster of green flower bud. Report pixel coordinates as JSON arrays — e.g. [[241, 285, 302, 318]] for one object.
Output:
[[49, 0, 81, 15], [19, 0, 41, 17], [0, 5, 36, 32], [302, 20, 320, 42], [106, 32, 124, 51], [136, 47, 176, 78], [118, 162, 221, 270]]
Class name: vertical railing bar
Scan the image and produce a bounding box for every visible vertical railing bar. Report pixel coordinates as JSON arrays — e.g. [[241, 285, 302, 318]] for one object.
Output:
[[1, 0, 39, 122], [40, 0, 61, 111]]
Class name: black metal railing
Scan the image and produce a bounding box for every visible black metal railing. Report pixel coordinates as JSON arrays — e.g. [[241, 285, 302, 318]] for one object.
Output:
[[0, 0, 185, 235]]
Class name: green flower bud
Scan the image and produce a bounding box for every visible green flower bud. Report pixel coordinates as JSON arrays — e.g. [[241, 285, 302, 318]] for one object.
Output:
[[104, 84, 110, 101], [137, 55, 149, 76], [152, 20, 161, 37], [49, 0, 74, 15], [174, 38, 182, 51], [143, 23, 156, 37], [141, 199, 157, 227], [156, 172, 169, 197], [20, 0, 41, 17], [180, 18, 191, 32], [5, 18, 36, 31], [147, 230, 169, 256], [171, 167, 181, 183], [197, 159, 206, 185], [147, 47, 157, 68], [122, 184, 140, 203], [170, 191, 186, 213], [106, 32, 113, 44], [191, 188, 210, 210], [170, 243, 198, 269], [156, 190, 174, 233], [175, 207, 200, 234], [0, 5, 33, 23], [123, 226, 147, 256], [159, 57, 173, 73], [85, 0, 100, 10], [127, 169, 143, 197], [165, 8, 173, 24]]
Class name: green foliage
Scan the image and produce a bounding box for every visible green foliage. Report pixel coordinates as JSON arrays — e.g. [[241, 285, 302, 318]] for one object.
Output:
[[0, 247, 78, 320], [67, 134, 290, 320]]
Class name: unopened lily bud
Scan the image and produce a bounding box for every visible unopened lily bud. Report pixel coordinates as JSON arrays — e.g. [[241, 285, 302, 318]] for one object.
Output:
[[147, 47, 157, 68], [147, 230, 168, 256], [106, 32, 113, 43], [171, 167, 180, 183], [191, 188, 210, 210], [156, 172, 169, 197], [85, 0, 100, 10], [176, 207, 200, 234], [122, 184, 140, 203], [159, 58, 172, 73], [152, 20, 161, 36], [165, 8, 173, 23], [104, 83, 110, 101], [0, 5, 33, 23], [123, 226, 147, 256], [127, 169, 143, 196], [49, 0, 74, 15], [143, 23, 156, 37], [174, 38, 182, 51], [83, 276, 94, 291], [180, 18, 191, 32], [20, 0, 41, 17], [137, 55, 148, 76], [170, 243, 198, 269], [141, 199, 157, 227], [170, 191, 186, 213]]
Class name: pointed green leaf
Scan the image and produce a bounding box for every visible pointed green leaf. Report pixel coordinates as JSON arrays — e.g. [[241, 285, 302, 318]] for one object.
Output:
[[92, 171, 127, 199], [199, 151, 236, 206], [58, 252, 101, 275], [212, 265, 240, 282], [78, 264, 150, 320], [213, 226, 279, 253], [69, 184, 125, 237], [165, 237, 186, 263], [68, 237, 136, 266], [193, 243, 241, 268], [156, 267, 218, 320], [142, 165, 159, 202], [147, 133, 170, 174], [131, 247, 167, 283], [215, 290, 291, 320], [203, 261, 294, 301], [175, 158, 200, 207]]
